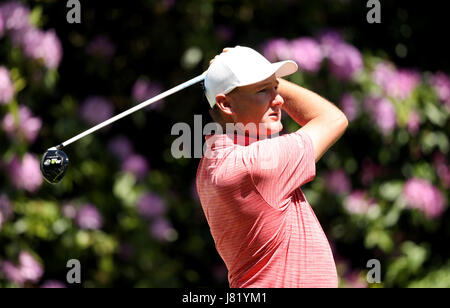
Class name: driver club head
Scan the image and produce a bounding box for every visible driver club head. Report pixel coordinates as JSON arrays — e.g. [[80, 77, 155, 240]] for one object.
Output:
[[40, 147, 69, 184]]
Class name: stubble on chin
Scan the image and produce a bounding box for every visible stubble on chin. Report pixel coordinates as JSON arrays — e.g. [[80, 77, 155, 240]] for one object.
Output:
[[257, 121, 283, 138]]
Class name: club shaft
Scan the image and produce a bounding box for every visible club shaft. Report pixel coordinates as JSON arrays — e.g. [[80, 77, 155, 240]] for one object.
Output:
[[55, 73, 206, 150]]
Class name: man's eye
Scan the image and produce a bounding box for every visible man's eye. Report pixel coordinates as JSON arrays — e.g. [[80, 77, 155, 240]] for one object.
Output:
[[258, 85, 277, 93]]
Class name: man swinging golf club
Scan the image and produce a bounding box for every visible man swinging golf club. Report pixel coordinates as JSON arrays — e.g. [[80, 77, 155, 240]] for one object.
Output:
[[40, 44, 347, 288], [196, 46, 348, 288]]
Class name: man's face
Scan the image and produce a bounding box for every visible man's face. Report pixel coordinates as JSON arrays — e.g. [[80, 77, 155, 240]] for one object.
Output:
[[225, 74, 284, 138]]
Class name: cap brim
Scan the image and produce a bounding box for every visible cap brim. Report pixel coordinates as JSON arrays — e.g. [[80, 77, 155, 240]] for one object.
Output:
[[273, 60, 298, 78], [227, 60, 298, 91]]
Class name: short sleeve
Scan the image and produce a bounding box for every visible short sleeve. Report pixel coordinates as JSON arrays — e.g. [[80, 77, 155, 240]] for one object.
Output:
[[242, 130, 316, 208]]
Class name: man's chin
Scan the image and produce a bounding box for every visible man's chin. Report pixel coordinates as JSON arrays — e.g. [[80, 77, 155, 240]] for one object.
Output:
[[258, 122, 283, 138], [231, 121, 283, 139]]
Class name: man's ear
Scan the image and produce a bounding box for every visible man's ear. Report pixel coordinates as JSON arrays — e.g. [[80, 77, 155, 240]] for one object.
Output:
[[215, 94, 233, 116]]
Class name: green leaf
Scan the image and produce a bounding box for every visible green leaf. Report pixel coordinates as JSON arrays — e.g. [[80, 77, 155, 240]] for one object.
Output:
[[113, 172, 138, 207], [424, 103, 448, 127], [408, 263, 450, 288], [378, 180, 403, 201], [420, 131, 449, 155], [75, 230, 91, 248], [410, 161, 436, 181], [44, 69, 59, 89], [396, 129, 410, 146], [13, 200, 61, 240], [93, 232, 118, 256], [401, 241, 428, 272], [29, 6, 43, 27], [365, 228, 394, 253]]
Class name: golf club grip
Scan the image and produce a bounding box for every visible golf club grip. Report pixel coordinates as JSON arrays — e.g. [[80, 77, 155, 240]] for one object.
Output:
[[56, 72, 206, 150]]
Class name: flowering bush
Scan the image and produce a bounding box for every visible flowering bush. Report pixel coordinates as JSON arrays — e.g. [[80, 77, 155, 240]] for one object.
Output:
[[262, 29, 449, 287], [0, 0, 449, 288]]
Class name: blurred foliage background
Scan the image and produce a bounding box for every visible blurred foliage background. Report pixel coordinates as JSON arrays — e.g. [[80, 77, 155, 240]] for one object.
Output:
[[0, 0, 449, 288]]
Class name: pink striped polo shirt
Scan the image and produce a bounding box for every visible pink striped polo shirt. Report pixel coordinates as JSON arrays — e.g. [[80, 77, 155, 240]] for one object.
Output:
[[196, 130, 338, 288]]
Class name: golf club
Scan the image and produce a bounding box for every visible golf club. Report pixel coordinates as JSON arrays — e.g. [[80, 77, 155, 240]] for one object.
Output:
[[40, 72, 206, 184]]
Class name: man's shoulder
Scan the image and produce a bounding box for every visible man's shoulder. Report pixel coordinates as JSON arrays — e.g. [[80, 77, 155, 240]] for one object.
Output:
[[197, 149, 251, 188]]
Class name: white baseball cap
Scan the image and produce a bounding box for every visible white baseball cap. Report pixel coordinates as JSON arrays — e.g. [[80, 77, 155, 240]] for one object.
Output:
[[204, 46, 298, 108]]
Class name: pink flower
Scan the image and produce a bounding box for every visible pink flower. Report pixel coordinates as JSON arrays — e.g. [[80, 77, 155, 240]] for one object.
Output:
[[432, 152, 450, 189], [36, 29, 63, 69], [403, 178, 446, 218], [343, 270, 368, 288], [1, 261, 25, 286], [407, 110, 421, 135], [430, 72, 450, 107], [137, 192, 167, 219], [372, 62, 420, 100], [40, 280, 66, 288], [0, 194, 13, 230], [80, 96, 114, 125], [364, 97, 397, 135], [343, 190, 377, 214], [323, 169, 352, 195], [386, 69, 420, 100], [290, 37, 324, 73], [360, 158, 384, 186], [13, 27, 63, 69], [0, 13, 4, 39], [7, 153, 43, 193], [339, 93, 358, 121], [0, 1, 30, 31], [108, 135, 134, 161], [131, 78, 164, 111], [121, 154, 149, 179], [1, 251, 43, 286], [372, 61, 395, 87], [327, 42, 363, 80], [86, 35, 116, 58], [62, 203, 77, 219], [2, 105, 42, 143], [319, 30, 363, 81], [76, 204, 103, 230], [149, 217, 174, 241], [432, 151, 447, 167], [261, 38, 292, 62], [0, 66, 14, 104], [19, 251, 43, 283], [436, 168, 450, 189], [317, 29, 344, 57]]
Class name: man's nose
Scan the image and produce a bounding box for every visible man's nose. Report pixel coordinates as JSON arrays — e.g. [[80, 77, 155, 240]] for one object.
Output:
[[271, 93, 284, 107]]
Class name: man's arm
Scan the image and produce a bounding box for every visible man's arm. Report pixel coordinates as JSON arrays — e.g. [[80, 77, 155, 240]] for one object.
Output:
[[278, 78, 348, 163]]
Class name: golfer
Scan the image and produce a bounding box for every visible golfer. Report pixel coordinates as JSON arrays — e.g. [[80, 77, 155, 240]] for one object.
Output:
[[196, 46, 348, 288]]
